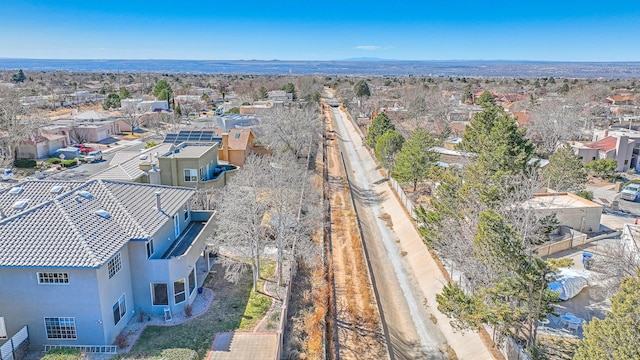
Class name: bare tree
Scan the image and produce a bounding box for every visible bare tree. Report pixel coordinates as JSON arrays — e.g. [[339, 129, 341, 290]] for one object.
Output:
[[0, 87, 44, 167], [527, 99, 584, 156], [261, 105, 322, 156], [118, 101, 140, 135]]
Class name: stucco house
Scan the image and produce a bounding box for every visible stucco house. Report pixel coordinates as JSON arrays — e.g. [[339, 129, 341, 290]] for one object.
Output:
[[0, 180, 216, 349], [524, 192, 603, 233], [16, 134, 67, 159], [571, 130, 638, 172], [92, 136, 236, 188]]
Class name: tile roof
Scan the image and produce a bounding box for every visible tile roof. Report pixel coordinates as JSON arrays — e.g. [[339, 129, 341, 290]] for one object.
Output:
[[212, 128, 253, 151], [0, 180, 194, 268], [92, 144, 173, 182], [586, 136, 618, 152]]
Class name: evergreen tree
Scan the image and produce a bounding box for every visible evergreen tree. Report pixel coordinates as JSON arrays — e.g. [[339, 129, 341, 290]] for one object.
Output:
[[542, 145, 587, 192], [257, 86, 268, 100], [153, 80, 173, 103], [281, 83, 296, 100], [374, 130, 405, 171], [459, 105, 534, 178], [119, 87, 131, 100], [393, 128, 439, 191], [574, 270, 640, 360], [476, 90, 496, 107], [365, 112, 394, 148], [584, 158, 618, 179], [102, 93, 121, 110], [11, 70, 26, 83], [353, 80, 371, 98]]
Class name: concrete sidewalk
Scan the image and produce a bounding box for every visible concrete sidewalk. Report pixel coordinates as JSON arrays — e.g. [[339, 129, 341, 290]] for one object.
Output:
[[337, 109, 496, 359]]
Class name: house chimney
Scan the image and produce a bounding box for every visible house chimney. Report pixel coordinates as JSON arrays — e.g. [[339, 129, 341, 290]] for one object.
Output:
[[222, 133, 230, 162], [155, 191, 162, 211], [603, 129, 609, 138]]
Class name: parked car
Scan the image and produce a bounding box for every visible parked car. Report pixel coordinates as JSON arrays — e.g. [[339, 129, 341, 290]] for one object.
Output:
[[70, 143, 94, 154], [1, 169, 13, 181], [84, 150, 103, 163], [621, 183, 640, 201]]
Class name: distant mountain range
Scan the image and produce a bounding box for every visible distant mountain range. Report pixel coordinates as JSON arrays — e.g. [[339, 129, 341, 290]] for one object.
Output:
[[1, 58, 639, 78]]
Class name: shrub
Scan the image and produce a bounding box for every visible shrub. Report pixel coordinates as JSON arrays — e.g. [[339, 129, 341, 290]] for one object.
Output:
[[226, 107, 240, 114], [115, 333, 127, 349], [576, 190, 594, 201], [184, 303, 193, 317], [14, 158, 36, 168], [41, 347, 81, 359], [61, 160, 77, 168], [46, 157, 61, 164]]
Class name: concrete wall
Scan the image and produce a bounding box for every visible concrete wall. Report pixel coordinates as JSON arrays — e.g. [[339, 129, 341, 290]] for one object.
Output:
[[535, 231, 589, 257], [535, 206, 602, 233]]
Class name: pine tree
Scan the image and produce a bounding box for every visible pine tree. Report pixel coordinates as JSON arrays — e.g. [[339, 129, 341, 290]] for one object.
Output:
[[542, 145, 587, 192], [574, 270, 640, 360], [393, 128, 439, 191], [365, 112, 394, 148], [374, 130, 405, 171], [459, 105, 534, 178]]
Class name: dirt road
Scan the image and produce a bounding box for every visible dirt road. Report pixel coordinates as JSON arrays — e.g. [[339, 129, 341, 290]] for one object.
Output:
[[328, 106, 449, 360], [325, 107, 387, 359]]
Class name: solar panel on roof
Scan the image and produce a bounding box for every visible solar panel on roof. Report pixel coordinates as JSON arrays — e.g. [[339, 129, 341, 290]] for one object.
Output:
[[162, 130, 222, 145]]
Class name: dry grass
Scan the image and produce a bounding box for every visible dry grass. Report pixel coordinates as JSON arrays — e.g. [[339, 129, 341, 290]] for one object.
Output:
[[538, 334, 580, 360], [378, 213, 393, 228]]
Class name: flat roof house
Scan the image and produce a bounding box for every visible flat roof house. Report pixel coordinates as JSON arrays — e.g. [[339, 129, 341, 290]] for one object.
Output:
[[0, 180, 215, 349]]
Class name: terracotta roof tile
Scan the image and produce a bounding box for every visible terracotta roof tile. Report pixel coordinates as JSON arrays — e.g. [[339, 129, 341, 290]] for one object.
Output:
[[586, 136, 617, 152]]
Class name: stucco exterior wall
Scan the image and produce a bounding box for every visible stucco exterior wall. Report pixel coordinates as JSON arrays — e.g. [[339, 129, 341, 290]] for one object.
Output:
[[0, 246, 136, 349]]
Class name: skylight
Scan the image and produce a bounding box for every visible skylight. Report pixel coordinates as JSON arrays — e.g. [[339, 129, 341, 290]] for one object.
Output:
[[50, 186, 64, 194], [9, 187, 23, 195], [96, 209, 111, 219], [12, 200, 29, 211], [76, 190, 93, 200]]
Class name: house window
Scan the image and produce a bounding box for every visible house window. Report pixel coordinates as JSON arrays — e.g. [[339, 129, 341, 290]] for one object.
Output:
[[184, 169, 197, 182], [112, 294, 126, 326], [151, 283, 169, 306], [44, 317, 77, 339], [592, 157, 596, 161], [0, 317, 6, 339], [108, 253, 121, 279], [625, 160, 629, 165], [38, 272, 69, 284], [199, 166, 206, 181], [183, 204, 189, 220], [174, 279, 186, 304], [188, 269, 196, 295], [146, 239, 154, 259], [174, 214, 180, 237]]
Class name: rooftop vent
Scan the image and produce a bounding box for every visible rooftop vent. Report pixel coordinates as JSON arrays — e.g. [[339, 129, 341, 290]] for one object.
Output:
[[9, 187, 23, 195], [96, 209, 111, 219], [76, 190, 93, 200], [50, 186, 64, 194], [12, 200, 29, 211], [234, 133, 240, 138]]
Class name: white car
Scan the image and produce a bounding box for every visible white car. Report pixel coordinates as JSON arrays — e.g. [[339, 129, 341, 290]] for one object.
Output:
[[620, 183, 640, 201], [84, 150, 103, 163]]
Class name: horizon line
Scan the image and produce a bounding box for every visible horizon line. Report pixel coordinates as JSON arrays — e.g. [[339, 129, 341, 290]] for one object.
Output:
[[1, 57, 640, 64]]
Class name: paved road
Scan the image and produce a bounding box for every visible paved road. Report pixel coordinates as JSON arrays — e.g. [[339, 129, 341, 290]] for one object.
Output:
[[330, 106, 447, 360], [47, 140, 147, 181]]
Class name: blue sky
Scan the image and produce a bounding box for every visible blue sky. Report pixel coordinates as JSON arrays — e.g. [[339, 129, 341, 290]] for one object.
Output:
[[1, 0, 639, 61]]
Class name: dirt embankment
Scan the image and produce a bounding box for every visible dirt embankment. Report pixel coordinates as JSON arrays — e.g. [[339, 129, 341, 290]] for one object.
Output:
[[324, 106, 387, 359]]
